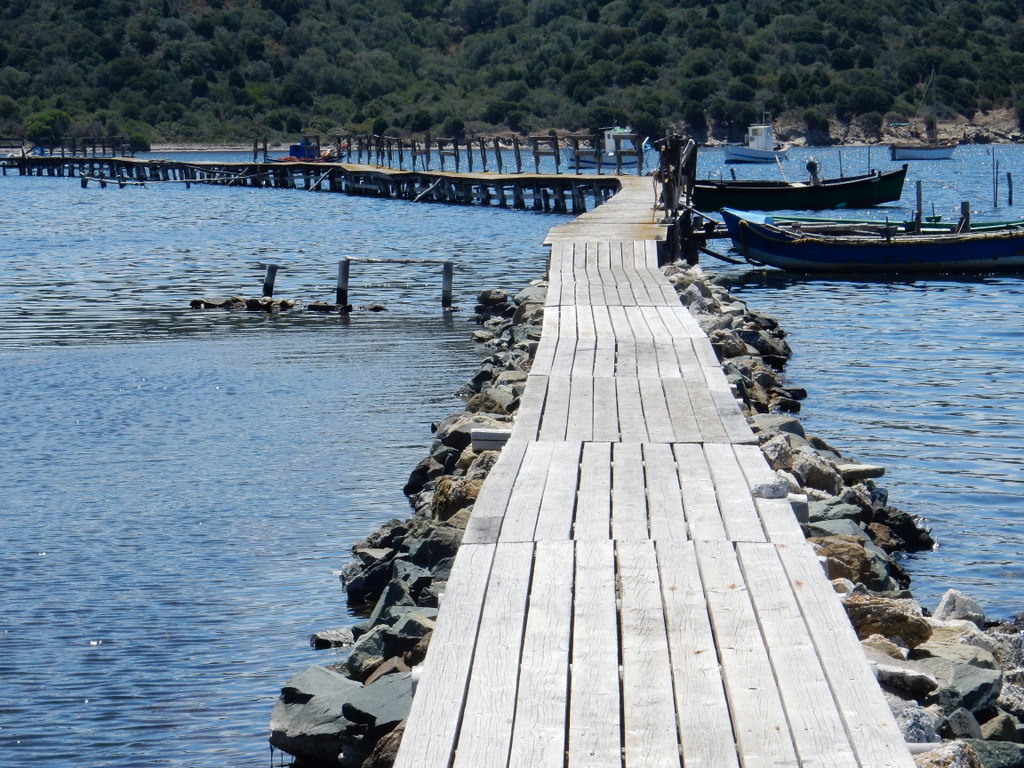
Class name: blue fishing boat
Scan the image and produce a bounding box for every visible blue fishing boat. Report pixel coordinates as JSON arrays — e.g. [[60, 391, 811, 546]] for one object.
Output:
[[720, 208, 1024, 273]]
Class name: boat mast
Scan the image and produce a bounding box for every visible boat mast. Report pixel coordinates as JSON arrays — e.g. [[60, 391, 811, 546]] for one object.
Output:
[[927, 67, 937, 144]]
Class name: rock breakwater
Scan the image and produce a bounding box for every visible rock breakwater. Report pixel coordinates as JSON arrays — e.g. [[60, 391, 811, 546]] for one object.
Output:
[[269, 264, 1023, 768]]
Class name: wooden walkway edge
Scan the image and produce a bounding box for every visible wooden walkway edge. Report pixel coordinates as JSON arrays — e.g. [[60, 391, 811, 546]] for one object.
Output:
[[392, 176, 915, 768]]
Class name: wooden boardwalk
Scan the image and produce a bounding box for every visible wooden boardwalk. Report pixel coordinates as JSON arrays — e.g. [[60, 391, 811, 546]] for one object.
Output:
[[393, 175, 915, 768]]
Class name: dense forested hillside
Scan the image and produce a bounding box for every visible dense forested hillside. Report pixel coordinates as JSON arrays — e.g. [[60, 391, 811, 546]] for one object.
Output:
[[1, 0, 1021, 147]]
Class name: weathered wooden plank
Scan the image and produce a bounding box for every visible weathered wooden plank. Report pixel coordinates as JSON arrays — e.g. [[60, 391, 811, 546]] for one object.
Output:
[[657, 304, 704, 339], [561, 374, 592, 441], [508, 540, 574, 768], [656, 540, 739, 768], [393, 543, 497, 768], [574, 442, 611, 540], [624, 306, 661, 377], [736, 542, 860, 768], [701, 365, 757, 444], [551, 307, 580, 376], [611, 442, 648, 541], [538, 373, 572, 442], [660, 377, 703, 444], [591, 306, 617, 377], [572, 305, 597, 378], [607, 305, 638, 377], [643, 442, 688, 541], [613, 375, 646, 442], [702, 443, 767, 543], [694, 540, 800, 768], [499, 441, 557, 543], [672, 444, 727, 541], [604, 241, 631, 306], [617, 539, 682, 767], [638, 376, 676, 444], [530, 306, 560, 374], [592, 376, 620, 442], [534, 441, 582, 540], [513, 373, 547, 441], [568, 539, 621, 768], [777, 543, 918, 768], [463, 438, 531, 545], [731, 444, 806, 544], [452, 541, 535, 768]]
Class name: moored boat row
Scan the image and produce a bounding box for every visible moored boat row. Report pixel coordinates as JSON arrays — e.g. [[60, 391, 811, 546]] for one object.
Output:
[[718, 207, 1024, 274]]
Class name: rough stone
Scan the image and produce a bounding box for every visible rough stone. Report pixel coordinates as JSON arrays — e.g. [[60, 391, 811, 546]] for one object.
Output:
[[936, 590, 988, 628], [269, 665, 364, 766], [791, 447, 844, 495], [886, 693, 943, 743], [914, 741, 984, 768], [407, 526, 463, 568], [813, 536, 904, 592], [944, 707, 986, 740], [981, 712, 1024, 743], [749, 412, 806, 439], [915, 656, 1003, 715], [345, 625, 390, 680], [920, 623, 999, 670], [310, 628, 355, 650], [843, 595, 932, 648], [804, 518, 868, 540], [759, 433, 794, 471], [964, 740, 1024, 768], [807, 498, 864, 524], [361, 720, 406, 768]]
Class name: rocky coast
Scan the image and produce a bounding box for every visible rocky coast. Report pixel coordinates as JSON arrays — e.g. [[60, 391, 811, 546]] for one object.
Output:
[[268, 263, 1024, 768]]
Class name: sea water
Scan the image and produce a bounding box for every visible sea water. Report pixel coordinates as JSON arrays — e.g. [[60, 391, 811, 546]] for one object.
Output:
[[1, 145, 1022, 767]]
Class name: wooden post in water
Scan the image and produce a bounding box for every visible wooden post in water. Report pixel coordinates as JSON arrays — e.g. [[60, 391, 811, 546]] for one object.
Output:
[[914, 180, 923, 233], [336, 259, 350, 307], [1008, 172, 1014, 206], [262, 264, 279, 297], [493, 138, 503, 173], [442, 261, 453, 310]]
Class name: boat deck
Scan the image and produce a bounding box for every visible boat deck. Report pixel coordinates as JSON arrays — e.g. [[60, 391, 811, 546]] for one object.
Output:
[[392, 177, 915, 767]]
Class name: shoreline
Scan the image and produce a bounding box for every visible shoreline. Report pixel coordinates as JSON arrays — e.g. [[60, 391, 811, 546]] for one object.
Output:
[[267, 263, 1024, 768]]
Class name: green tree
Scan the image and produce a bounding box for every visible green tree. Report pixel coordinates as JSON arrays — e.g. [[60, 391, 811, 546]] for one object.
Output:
[[24, 108, 71, 141]]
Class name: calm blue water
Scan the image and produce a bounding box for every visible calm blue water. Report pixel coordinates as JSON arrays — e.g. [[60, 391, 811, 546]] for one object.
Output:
[[1, 145, 1022, 767]]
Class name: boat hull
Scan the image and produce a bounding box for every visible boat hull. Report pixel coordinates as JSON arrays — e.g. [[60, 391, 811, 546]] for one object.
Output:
[[693, 167, 907, 211], [721, 209, 1024, 273], [889, 143, 957, 161], [568, 151, 647, 169], [723, 145, 789, 164]]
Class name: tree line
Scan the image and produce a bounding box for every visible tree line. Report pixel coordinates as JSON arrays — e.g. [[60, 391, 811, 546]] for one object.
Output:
[[1, 0, 1021, 147]]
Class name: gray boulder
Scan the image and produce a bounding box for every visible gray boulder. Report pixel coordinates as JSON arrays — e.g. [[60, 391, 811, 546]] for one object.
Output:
[[944, 707, 985, 740], [915, 656, 1003, 715], [269, 665, 363, 766], [936, 590, 988, 628], [964, 740, 1024, 768]]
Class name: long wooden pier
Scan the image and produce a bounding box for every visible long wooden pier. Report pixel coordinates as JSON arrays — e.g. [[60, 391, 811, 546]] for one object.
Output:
[[2, 154, 623, 215], [392, 174, 916, 768]]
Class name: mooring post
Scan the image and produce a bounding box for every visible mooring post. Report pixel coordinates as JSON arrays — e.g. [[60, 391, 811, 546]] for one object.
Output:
[[336, 259, 350, 306], [262, 264, 279, 297], [1009, 172, 1014, 206], [442, 261, 453, 310], [915, 180, 923, 232]]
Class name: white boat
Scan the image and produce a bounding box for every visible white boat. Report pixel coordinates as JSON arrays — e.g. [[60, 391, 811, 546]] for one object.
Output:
[[723, 121, 788, 164], [888, 69, 958, 161], [567, 127, 653, 170], [889, 141, 958, 161]]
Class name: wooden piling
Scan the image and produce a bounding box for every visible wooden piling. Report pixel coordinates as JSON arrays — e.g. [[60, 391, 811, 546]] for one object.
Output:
[[262, 264, 279, 297]]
